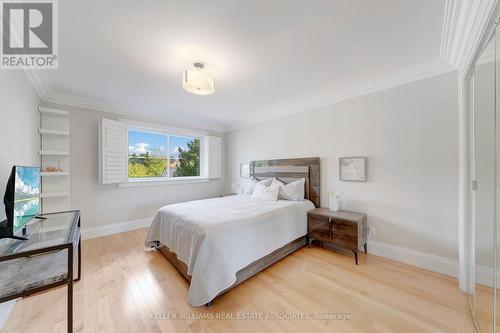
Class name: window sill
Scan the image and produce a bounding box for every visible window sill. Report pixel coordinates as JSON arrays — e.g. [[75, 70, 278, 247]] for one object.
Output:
[[118, 177, 210, 188]]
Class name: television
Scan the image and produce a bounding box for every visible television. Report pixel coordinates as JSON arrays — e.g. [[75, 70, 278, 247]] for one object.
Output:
[[0, 166, 41, 240]]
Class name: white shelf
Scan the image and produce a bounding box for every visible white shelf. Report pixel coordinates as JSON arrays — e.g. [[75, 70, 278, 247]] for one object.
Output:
[[41, 172, 70, 176], [38, 107, 69, 117], [40, 192, 70, 198], [39, 129, 70, 136], [39, 105, 71, 213], [39, 150, 70, 156]]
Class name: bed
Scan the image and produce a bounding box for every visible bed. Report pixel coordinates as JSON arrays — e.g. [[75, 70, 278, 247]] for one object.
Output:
[[145, 157, 320, 306]]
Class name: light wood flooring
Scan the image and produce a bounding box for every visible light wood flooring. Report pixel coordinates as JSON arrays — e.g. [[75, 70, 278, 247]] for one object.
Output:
[[474, 283, 499, 332], [2, 228, 476, 333]]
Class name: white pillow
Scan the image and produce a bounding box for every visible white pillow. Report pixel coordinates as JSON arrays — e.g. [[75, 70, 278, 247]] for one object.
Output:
[[271, 178, 305, 201], [271, 178, 284, 187], [258, 178, 274, 186], [251, 182, 280, 201], [243, 177, 274, 194], [243, 178, 257, 194]]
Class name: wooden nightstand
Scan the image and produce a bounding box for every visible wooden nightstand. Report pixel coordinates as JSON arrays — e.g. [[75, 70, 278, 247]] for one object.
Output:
[[307, 208, 367, 265]]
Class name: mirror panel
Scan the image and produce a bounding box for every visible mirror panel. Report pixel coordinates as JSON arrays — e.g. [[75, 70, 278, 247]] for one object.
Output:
[[473, 28, 496, 332]]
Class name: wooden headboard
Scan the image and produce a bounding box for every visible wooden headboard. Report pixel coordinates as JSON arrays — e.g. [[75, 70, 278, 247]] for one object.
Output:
[[250, 157, 320, 207]]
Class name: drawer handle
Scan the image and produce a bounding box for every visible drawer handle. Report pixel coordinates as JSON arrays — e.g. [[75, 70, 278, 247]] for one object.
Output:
[[329, 217, 332, 239]]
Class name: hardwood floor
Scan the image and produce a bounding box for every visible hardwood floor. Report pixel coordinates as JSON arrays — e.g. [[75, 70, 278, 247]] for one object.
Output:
[[3, 228, 475, 333], [474, 284, 499, 332]]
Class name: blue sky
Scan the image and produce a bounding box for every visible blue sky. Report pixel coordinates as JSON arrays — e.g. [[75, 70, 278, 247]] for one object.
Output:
[[15, 166, 40, 194], [128, 131, 195, 158]]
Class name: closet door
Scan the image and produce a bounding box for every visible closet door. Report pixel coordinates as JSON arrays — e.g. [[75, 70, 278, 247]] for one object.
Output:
[[495, 24, 500, 333], [474, 28, 496, 332]]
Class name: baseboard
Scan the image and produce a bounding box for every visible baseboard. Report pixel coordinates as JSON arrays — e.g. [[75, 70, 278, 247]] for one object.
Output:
[[367, 240, 458, 278], [81, 217, 151, 240], [80, 219, 460, 279]]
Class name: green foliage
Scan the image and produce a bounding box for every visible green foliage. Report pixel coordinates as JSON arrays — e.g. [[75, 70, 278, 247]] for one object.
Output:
[[127, 138, 200, 178], [174, 138, 200, 177], [128, 161, 147, 178], [128, 155, 168, 178]]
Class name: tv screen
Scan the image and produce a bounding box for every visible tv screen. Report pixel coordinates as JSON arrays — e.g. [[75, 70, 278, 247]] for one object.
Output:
[[13, 166, 40, 232]]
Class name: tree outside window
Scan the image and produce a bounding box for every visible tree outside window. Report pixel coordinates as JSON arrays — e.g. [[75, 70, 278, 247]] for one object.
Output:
[[128, 130, 200, 179]]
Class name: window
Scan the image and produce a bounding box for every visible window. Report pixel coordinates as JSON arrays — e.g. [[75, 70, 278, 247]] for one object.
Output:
[[169, 135, 201, 177], [100, 118, 221, 185], [128, 129, 201, 180]]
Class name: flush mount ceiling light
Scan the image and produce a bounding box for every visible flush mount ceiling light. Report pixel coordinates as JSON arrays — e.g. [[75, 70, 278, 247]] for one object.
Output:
[[183, 62, 214, 95]]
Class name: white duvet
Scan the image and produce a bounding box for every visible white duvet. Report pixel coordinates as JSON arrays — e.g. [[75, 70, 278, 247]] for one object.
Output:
[[145, 194, 314, 306]]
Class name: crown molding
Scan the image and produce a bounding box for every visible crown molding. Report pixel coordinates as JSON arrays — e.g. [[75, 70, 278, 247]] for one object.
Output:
[[27, 1, 491, 133], [40, 88, 226, 133], [440, 0, 497, 72], [22, 65, 226, 132], [440, 0, 462, 65], [455, 0, 497, 74], [225, 59, 455, 131], [32, 60, 455, 134], [44, 90, 145, 117]]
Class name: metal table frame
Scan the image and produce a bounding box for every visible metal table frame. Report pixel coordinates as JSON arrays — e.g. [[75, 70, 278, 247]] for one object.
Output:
[[0, 210, 81, 333]]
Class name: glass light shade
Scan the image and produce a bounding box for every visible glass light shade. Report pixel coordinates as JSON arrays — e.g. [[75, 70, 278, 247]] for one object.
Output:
[[183, 68, 215, 95]]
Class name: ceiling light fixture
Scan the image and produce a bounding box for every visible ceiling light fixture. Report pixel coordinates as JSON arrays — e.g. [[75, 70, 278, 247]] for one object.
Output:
[[183, 62, 214, 95]]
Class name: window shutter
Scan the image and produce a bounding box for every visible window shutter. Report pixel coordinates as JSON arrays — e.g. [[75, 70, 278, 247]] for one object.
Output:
[[204, 136, 222, 179], [100, 118, 128, 184]]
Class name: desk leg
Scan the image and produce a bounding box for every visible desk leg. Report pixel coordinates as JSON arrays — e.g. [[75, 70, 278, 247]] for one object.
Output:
[[75, 236, 81, 282], [68, 245, 74, 333], [352, 250, 358, 265], [68, 279, 73, 333]]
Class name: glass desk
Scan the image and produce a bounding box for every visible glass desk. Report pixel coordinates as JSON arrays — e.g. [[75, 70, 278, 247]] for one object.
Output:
[[0, 210, 81, 333]]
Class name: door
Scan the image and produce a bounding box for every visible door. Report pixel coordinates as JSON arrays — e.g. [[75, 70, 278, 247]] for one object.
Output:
[[473, 27, 497, 332]]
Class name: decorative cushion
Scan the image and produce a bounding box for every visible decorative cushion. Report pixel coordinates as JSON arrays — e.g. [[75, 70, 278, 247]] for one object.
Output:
[[251, 182, 280, 201], [243, 177, 274, 194], [271, 178, 305, 201]]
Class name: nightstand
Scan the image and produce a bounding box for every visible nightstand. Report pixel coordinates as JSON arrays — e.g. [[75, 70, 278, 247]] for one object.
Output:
[[307, 208, 367, 265]]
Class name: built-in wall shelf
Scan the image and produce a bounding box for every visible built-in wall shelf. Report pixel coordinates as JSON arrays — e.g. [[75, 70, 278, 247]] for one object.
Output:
[[38, 107, 69, 117], [40, 192, 71, 198], [39, 150, 70, 156], [39, 105, 71, 213], [41, 172, 70, 177], [39, 129, 70, 136]]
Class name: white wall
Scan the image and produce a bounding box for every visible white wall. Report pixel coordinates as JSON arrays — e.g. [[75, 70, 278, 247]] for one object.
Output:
[[0, 71, 40, 329], [226, 71, 459, 260], [0, 72, 40, 220], [40, 104, 226, 230]]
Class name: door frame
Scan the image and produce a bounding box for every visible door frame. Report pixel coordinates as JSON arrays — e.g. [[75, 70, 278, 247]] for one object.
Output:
[[458, 3, 500, 295]]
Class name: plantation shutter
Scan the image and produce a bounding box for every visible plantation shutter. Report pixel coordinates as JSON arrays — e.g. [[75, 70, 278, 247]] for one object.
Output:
[[204, 136, 222, 179], [100, 118, 128, 184]]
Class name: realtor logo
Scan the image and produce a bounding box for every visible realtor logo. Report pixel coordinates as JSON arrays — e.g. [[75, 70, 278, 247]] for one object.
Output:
[[1, 0, 58, 69]]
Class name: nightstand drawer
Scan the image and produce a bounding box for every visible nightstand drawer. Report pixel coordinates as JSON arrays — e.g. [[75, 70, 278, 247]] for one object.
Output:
[[308, 214, 331, 240], [306, 208, 367, 265], [331, 219, 357, 249]]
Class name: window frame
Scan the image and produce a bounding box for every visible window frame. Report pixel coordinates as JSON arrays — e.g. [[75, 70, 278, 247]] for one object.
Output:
[[122, 124, 206, 186]]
